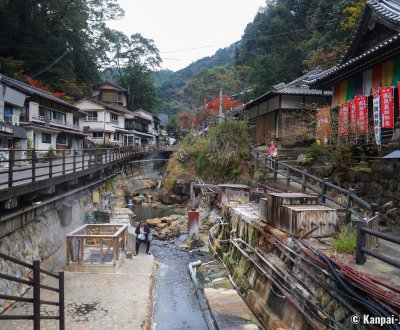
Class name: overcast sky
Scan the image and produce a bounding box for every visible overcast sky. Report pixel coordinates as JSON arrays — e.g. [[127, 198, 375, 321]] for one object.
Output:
[[107, 0, 266, 72]]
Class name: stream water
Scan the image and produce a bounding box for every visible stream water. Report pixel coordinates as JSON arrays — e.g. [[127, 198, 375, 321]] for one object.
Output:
[[130, 205, 209, 330]]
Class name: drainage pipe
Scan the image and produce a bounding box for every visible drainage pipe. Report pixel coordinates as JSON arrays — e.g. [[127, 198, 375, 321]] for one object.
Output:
[[188, 260, 218, 330]]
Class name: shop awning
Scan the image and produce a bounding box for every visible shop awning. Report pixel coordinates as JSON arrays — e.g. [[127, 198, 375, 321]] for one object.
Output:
[[0, 122, 27, 138]]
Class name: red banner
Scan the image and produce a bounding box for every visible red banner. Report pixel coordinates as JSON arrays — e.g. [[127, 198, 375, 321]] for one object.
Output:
[[355, 95, 368, 133], [380, 87, 394, 128], [316, 108, 330, 142], [349, 99, 358, 133], [339, 102, 349, 137]]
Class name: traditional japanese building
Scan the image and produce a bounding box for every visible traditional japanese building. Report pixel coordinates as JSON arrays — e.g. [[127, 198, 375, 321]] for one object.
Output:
[[243, 71, 331, 145], [0, 74, 85, 157], [307, 0, 400, 145]]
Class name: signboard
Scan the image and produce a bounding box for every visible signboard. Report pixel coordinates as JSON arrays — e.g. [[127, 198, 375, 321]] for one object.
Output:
[[338, 102, 349, 137], [373, 92, 381, 145], [316, 108, 330, 143], [355, 95, 368, 133], [379, 87, 394, 128], [349, 99, 358, 134]]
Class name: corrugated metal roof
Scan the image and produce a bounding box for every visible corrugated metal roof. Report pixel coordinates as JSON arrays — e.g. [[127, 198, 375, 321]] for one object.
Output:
[[0, 74, 78, 109]]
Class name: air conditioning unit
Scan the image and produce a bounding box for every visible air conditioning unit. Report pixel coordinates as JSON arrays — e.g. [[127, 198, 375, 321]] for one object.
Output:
[[11, 115, 19, 125]]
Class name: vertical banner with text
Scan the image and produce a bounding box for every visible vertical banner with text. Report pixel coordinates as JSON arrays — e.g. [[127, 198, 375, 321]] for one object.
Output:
[[338, 102, 349, 137], [373, 92, 381, 145], [379, 87, 394, 128], [316, 108, 330, 143], [355, 95, 368, 133], [349, 99, 358, 135]]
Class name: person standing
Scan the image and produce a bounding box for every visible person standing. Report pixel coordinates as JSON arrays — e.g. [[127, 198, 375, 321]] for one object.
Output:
[[135, 220, 151, 255], [268, 140, 276, 158]]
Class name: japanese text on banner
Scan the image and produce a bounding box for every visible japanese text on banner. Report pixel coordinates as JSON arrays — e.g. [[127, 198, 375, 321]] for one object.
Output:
[[379, 87, 393, 129]]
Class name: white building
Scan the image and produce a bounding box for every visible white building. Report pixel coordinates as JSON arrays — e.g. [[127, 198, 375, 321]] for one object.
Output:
[[0, 74, 85, 157], [75, 97, 130, 146], [124, 109, 160, 147]]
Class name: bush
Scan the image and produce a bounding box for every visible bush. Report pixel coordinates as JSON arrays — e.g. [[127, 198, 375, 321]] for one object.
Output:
[[304, 143, 329, 165], [331, 225, 356, 254]]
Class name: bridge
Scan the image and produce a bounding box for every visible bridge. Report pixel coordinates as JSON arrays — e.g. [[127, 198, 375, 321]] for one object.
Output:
[[0, 145, 173, 207]]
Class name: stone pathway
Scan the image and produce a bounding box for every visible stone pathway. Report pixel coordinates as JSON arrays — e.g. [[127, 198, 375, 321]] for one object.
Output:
[[0, 254, 155, 329]]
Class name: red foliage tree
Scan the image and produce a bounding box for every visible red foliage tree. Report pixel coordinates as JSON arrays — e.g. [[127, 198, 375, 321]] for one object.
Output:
[[206, 94, 243, 115], [177, 112, 192, 129]]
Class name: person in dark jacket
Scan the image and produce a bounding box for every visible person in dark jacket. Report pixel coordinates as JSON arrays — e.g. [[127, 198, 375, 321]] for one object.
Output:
[[135, 220, 151, 255]]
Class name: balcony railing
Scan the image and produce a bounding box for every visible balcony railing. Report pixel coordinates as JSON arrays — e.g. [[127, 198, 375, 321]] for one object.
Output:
[[73, 124, 80, 130], [49, 118, 66, 126], [32, 115, 45, 122], [111, 119, 119, 125], [84, 117, 98, 122]]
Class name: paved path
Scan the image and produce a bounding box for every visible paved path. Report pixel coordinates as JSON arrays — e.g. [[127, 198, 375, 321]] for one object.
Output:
[[0, 254, 155, 330]]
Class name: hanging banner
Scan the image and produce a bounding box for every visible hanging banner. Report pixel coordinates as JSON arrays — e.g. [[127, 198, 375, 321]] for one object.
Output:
[[338, 102, 349, 137], [316, 108, 330, 143], [373, 92, 381, 145], [379, 87, 394, 128], [355, 95, 368, 133], [349, 99, 358, 134]]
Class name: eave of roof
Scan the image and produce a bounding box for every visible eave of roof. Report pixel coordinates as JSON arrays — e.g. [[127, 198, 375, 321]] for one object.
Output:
[[0, 74, 78, 110], [307, 33, 400, 88], [308, 0, 400, 88], [75, 97, 133, 115], [97, 81, 129, 94]]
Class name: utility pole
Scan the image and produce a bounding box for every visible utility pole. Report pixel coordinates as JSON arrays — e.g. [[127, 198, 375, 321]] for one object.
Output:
[[219, 88, 223, 124]]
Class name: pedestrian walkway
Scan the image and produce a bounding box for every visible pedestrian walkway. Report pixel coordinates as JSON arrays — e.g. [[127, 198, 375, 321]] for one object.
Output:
[[0, 255, 156, 330]]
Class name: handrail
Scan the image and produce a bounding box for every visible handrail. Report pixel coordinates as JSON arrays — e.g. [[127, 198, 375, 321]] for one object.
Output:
[[0, 145, 166, 190], [356, 215, 400, 268], [250, 144, 379, 222], [0, 256, 64, 329]]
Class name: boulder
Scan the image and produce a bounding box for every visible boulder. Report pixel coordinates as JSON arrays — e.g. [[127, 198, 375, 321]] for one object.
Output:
[[159, 188, 189, 205], [146, 218, 161, 227], [132, 196, 143, 204], [146, 179, 157, 189], [172, 174, 197, 196]]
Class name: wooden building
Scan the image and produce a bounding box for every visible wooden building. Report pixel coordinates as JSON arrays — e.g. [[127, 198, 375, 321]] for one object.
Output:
[[243, 71, 331, 145], [307, 0, 400, 144]]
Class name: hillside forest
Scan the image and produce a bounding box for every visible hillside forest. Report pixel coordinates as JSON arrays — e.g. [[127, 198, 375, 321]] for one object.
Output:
[[0, 0, 364, 116]]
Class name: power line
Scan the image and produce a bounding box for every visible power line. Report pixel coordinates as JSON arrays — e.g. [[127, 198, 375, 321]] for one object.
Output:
[[160, 19, 339, 54]]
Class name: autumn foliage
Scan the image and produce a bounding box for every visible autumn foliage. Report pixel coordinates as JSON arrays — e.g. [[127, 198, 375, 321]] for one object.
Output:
[[177, 94, 243, 129]]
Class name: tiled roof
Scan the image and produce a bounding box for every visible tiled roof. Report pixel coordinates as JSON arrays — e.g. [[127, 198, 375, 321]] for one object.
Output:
[[367, 0, 400, 24], [75, 97, 133, 115], [0, 74, 78, 109], [306, 33, 400, 85], [245, 70, 331, 109], [307, 0, 400, 86], [97, 81, 128, 93]]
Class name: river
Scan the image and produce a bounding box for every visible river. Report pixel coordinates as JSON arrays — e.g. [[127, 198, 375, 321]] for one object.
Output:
[[130, 205, 209, 330]]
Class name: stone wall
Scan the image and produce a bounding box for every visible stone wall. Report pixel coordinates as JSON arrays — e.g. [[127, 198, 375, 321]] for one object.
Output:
[[213, 204, 362, 330], [312, 160, 400, 232], [0, 198, 85, 312]]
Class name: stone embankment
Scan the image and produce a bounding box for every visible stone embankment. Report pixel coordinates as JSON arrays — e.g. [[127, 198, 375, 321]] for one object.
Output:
[[210, 202, 368, 330]]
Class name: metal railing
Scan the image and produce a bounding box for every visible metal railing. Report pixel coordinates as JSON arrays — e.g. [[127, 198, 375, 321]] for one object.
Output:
[[0, 144, 160, 190], [0, 252, 64, 330], [356, 215, 400, 267], [250, 145, 379, 222], [251, 145, 400, 269]]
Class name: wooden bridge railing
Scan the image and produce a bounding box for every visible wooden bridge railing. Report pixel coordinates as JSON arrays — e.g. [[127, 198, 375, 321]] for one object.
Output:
[[0, 144, 159, 189]]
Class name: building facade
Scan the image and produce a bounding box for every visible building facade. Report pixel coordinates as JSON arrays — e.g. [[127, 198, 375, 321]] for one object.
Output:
[[243, 71, 331, 145], [307, 0, 400, 145], [0, 74, 84, 158]]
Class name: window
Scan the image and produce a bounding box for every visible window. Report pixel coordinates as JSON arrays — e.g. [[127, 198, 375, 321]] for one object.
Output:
[[73, 116, 79, 127], [50, 110, 66, 125], [113, 133, 119, 140], [92, 132, 103, 138], [85, 112, 98, 121], [111, 113, 118, 123], [4, 103, 12, 121], [42, 133, 51, 144]]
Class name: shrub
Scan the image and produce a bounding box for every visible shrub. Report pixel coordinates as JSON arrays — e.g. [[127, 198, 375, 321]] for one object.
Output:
[[331, 225, 356, 254], [304, 142, 329, 165]]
